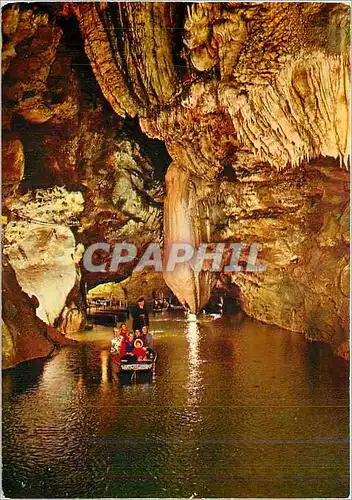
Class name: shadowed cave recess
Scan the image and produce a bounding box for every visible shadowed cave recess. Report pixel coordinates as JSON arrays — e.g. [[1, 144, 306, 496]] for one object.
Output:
[[2, 2, 350, 368]]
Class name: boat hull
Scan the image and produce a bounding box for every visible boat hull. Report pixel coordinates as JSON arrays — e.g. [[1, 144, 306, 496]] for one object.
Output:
[[120, 362, 154, 372], [110, 349, 157, 373]]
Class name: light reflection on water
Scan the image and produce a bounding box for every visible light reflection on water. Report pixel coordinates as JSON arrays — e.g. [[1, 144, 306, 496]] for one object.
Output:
[[2, 311, 349, 498], [185, 314, 202, 407]]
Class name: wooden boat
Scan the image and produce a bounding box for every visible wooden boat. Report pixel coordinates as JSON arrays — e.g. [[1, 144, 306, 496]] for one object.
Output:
[[168, 303, 185, 310], [152, 305, 168, 312], [152, 300, 168, 312], [110, 349, 157, 378]]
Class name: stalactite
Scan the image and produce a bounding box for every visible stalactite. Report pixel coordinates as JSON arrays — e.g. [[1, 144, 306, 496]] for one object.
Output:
[[220, 52, 350, 170], [73, 3, 140, 117]]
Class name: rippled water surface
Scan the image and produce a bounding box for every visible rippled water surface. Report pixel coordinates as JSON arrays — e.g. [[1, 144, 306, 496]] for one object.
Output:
[[2, 312, 350, 498]]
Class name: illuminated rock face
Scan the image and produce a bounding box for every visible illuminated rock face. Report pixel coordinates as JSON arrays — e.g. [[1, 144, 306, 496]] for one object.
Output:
[[3, 188, 85, 331], [88, 271, 172, 305], [2, 255, 77, 369], [1, 3, 350, 360], [163, 157, 349, 351], [221, 160, 349, 348], [2, 4, 165, 347]]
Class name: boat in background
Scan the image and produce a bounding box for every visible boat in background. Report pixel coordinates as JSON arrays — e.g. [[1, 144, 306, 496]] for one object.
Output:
[[167, 297, 186, 310], [152, 299, 169, 313]]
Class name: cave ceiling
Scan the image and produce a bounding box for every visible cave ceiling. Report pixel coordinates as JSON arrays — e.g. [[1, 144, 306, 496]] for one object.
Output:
[[72, 1, 350, 173]]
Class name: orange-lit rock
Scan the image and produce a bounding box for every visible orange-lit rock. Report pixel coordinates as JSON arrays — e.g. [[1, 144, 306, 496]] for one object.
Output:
[[2, 255, 76, 369], [2, 136, 24, 197]]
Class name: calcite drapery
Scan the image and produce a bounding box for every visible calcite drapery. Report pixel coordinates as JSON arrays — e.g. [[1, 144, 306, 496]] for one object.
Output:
[[73, 2, 179, 116], [221, 52, 350, 169], [163, 163, 217, 312], [75, 2, 350, 169]]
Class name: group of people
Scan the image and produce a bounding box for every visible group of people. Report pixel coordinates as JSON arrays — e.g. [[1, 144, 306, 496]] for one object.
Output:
[[110, 322, 153, 364], [109, 297, 155, 364]]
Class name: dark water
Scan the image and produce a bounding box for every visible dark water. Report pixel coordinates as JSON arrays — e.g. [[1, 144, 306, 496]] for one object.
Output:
[[2, 312, 350, 498]]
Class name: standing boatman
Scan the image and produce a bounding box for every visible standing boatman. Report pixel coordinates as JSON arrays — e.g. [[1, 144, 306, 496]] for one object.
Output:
[[131, 297, 150, 332]]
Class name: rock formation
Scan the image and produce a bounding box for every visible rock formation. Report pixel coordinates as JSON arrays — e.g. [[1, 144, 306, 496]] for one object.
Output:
[[88, 271, 172, 305], [2, 3, 166, 366], [2, 2, 350, 363], [2, 255, 77, 369], [3, 187, 85, 328]]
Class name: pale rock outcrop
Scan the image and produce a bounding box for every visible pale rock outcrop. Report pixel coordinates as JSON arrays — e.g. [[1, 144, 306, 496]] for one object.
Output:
[[73, 2, 179, 116], [2, 255, 77, 370], [3, 187, 85, 327]]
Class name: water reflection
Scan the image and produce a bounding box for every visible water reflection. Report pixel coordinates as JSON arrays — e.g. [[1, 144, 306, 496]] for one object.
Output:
[[185, 313, 202, 406], [2, 358, 46, 396], [100, 350, 109, 389], [2, 315, 349, 499]]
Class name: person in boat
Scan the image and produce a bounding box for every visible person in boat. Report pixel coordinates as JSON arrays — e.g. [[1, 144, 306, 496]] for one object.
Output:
[[120, 323, 129, 338], [110, 328, 123, 363], [217, 296, 224, 314], [113, 321, 120, 337], [134, 329, 143, 342], [141, 325, 153, 348], [132, 339, 147, 361], [131, 297, 149, 332], [120, 331, 136, 361]]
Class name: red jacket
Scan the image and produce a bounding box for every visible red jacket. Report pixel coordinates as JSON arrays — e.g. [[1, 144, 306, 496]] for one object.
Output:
[[132, 346, 147, 358], [120, 339, 134, 356]]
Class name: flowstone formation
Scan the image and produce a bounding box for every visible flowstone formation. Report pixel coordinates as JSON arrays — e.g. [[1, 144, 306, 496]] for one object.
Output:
[[1, 2, 350, 363]]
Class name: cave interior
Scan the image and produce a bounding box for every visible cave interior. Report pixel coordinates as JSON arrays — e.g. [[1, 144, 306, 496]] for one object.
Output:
[[1, 2, 350, 367]]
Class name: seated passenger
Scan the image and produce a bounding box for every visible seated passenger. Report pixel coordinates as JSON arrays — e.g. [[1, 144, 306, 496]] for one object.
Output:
[[110, 328, 123, 363], [120, 331, 136, 360], [120, 323, 129, 338], [113, 322, 120, 339], [141, 326, 153, 348], [134, 329, 142, 342], [132, 339, 147, 361]]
